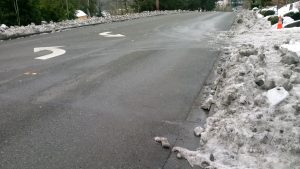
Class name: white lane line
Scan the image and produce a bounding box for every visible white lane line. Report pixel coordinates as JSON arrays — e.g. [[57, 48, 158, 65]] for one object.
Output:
[[99, 32, 125, 38], [34, 46, 66, 60]]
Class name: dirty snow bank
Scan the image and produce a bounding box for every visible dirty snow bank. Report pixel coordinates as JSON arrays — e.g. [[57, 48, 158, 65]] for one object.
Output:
[[173, 10, 300, 169], [0, 10, 190, 40]]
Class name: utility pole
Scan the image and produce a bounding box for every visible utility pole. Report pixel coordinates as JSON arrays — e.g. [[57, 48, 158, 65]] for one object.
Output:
[[156, 0, 159, 10], [66, 0, 69, 19]]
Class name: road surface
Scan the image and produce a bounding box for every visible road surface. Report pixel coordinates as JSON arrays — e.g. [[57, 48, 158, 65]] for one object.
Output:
[[0, 12, 234, 169]]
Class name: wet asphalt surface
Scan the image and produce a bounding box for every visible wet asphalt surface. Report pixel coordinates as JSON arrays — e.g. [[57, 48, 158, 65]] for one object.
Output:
[[0, 12, 234, 169]]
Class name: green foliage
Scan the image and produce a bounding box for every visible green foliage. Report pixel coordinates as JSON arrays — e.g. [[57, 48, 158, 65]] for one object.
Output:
[[78, 0, 98, 17], [0, 0, 17, 26], [132, 0, 217, 12], [251, 0, 272, 8], [0, 0, 41, 25], [259, 10, 275, 17], [0, 0, 101, 26], [284, 12, 300, 21], [268, 16, 279, 25], [251, 3, 259, 9], [260, 0, 272, 7]]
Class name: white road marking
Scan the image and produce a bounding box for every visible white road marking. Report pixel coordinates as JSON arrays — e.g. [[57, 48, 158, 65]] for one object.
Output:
[[34, 46, 66, 60], [99, 32, 125, 38]]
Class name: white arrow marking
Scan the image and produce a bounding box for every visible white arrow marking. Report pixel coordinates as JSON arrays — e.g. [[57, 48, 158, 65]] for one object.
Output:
[[34, 46, 66, 60], [99, 32, 125, 38]]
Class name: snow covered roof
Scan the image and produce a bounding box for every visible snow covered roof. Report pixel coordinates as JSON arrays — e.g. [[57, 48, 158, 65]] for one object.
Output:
[[75, 10, 87, 17]]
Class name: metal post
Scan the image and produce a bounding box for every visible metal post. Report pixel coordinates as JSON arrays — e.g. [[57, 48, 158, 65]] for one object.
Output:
[[156, 0, 159, 10]]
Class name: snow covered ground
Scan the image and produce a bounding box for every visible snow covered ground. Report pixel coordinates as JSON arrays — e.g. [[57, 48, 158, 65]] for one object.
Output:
[[256, 1, 300, 28], [171, 10, 300, 169], [0, 10, 190, 41]]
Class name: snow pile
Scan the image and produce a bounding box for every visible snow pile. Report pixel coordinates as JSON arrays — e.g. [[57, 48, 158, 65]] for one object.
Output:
[[282, 16, 296, 25], [281, 39, 300, 57], [75, 10, 88, 17], [278, 1, 300, 17], [0, 10, 191, 40], [172, 10, 300, 169], [256, 2, 300, 28]]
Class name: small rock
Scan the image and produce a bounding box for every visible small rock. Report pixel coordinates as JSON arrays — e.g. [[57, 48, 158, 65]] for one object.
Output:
[[216, 67, 223, 74], [209, 153, 215, 161], [255, 77, 265, 86], [258, 53, 266, 65], [294, 66, 300, 73], [201, 95, 214, 110], [281, 52, 299, 65], [223, 92, 237, 106], [273, 44, 280, 50], [261, 134, 269, 144], [201, 161, 210, 168], [239, 48, 258, 57], [222, 70, 226, 78], [282, 81, 293, 91], [292, 103, 300, 115], [237, 19, 243, 24], [262, 79, 275, 90], [254, 94, 268, 107], [282, 69, 292, 79], [239, 67, 246, 76], [290, 73, 300, 84]]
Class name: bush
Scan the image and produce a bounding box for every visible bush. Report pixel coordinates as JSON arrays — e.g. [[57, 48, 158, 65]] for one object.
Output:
[[268, 16, 279, 25], [284, 12, 300, 21], [251, 3, 259, 9], [259, 10, 275, 17]]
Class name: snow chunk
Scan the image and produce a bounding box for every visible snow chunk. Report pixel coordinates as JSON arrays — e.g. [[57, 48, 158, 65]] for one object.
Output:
[[75, 10, 87, 17], [194, 126, 204, 137], [201, 94, 214, 110], [154, 137, 171, 149], [172, 147, 213, 168], [266, 87, 289, 106], [281, 40, 300, 57], [282, 16, 295, 27], [1, 24, 8, 29]]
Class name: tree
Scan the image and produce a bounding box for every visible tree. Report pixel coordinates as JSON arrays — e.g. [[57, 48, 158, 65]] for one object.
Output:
[[131, 0, 217, 12], [0, 0, 17, 26]]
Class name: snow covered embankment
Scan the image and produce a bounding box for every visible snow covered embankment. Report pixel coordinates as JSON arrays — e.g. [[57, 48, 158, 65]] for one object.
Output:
[[0, 10, 189, 41], [172, 10, 300, 169]]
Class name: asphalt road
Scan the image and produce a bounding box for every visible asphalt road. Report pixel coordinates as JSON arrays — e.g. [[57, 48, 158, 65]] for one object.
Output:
[[0, 12, 234, 169]]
